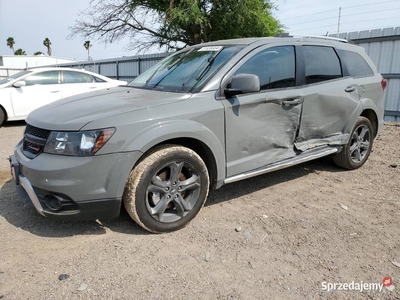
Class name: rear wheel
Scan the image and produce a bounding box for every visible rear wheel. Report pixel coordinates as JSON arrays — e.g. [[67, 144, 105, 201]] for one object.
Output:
[[333, 116, 373, 170], [123, 145, 209, 233]]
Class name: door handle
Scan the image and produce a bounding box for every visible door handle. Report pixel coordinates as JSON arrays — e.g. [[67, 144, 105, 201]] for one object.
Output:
[[345, 86, 356, 93], [283, 98, 301, 106], [50, 90, 60, 93]]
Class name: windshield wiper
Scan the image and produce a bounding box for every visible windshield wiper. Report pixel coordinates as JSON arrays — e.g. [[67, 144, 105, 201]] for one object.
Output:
[[196, 47, 224, 81], [167, 48, 194, 70]]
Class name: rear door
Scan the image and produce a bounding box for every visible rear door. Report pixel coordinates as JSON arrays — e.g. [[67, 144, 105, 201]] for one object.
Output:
[[295, 45, 361, 151], [61, 70, 100, 98], [221, 45, 303, 177]]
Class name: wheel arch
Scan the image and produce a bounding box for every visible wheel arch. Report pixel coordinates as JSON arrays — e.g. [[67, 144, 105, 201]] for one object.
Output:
[[121, 120, 226, 190], [360, 109, 378, 138], [137, 138, 220, 190]]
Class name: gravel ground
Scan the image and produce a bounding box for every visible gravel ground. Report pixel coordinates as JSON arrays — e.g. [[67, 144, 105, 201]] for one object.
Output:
[[0, 121, 399, 300]]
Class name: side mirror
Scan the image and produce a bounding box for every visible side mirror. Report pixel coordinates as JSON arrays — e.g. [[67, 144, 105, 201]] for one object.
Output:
[[224, 73, 260, 97], [13, 81, 26, 88]]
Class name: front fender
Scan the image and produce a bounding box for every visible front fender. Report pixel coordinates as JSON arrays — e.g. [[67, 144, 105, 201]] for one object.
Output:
[[122, 120, 226, 183]]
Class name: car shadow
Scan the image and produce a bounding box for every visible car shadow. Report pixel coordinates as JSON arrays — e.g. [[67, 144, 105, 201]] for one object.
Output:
[[0, 177, 149, 237], [205, 155, 346, 206], [2, 120, 26, 127], [0, 156, 345, 238]]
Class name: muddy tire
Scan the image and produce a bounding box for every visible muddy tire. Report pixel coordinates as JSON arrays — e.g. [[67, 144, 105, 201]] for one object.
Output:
[[333, 116, 373, 170], [123, 145, 209, 233]]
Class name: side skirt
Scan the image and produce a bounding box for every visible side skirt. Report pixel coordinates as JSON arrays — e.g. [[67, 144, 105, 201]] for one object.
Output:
[[224, 146, 340, 185]]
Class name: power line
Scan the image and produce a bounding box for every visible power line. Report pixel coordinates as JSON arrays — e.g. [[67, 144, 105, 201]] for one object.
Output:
[[280, 0, 400, 21], [290, 17, 400, 32], [285, 7, 400, 27]]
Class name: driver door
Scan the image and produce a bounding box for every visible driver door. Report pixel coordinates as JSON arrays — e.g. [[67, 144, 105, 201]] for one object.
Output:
[[221, 45, 303, 177]]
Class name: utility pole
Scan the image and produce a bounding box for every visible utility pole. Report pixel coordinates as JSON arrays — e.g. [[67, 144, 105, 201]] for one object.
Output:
[[337, 7, 342, 37]]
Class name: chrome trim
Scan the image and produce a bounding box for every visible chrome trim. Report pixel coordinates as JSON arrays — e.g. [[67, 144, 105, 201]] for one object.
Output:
[[19, 175, 45, 216], [224, 147, 339, 184]]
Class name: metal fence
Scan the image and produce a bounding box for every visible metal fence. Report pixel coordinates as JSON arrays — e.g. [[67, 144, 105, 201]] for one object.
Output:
[[333, 27, 400, 122], [49, 52, 170, 83], [0, 67, 24, 79]]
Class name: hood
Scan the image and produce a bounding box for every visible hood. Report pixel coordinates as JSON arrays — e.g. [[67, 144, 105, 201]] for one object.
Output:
[[27, 86, 191, 130]]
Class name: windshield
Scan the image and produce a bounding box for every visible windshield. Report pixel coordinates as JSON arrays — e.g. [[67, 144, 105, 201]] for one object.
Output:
[[0, 70, 31, 85], [129, 45, 243, 93]]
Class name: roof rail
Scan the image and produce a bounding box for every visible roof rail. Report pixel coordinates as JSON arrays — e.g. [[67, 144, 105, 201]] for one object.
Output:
[[275, 33, 348, 43]]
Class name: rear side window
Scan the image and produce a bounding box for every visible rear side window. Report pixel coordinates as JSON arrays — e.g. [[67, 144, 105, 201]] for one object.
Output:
[[303, 46, 342, 84], [63, 71, 94, 84], [235, 46, 295, 90], [337, 49, 374, 77], [93, 76, 106, 83]]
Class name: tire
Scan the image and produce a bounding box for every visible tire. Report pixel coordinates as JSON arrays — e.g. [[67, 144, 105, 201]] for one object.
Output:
[[0, 108, 5, 127], [123, 145, 210, 233], [333, 116, 373, 170]]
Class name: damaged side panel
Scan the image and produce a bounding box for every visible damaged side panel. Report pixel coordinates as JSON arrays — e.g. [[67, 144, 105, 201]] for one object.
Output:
[[223, 90, 302, 177], [295, 78, 363, 151]]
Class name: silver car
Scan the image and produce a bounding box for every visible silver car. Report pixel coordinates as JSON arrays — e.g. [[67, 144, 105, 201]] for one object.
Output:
[[10, 36, 387, 233]]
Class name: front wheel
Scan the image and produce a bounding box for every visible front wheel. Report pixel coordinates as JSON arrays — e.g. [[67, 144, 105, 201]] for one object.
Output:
[[0, 108, 5, 127], [123, 145, 210, 233], [333, 116, 373, 170]]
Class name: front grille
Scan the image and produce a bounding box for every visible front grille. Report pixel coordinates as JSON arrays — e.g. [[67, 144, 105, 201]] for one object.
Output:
[[25, 124, 50, 139], [22, 125, 50, 158]]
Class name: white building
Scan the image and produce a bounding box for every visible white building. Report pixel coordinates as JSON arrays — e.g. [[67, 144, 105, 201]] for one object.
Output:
[[0, 55, 77, 68], [0, 55, 77, 79]]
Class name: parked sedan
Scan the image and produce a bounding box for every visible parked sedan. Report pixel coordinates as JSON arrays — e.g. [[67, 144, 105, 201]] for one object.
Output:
[[0, 67, 127, 126]]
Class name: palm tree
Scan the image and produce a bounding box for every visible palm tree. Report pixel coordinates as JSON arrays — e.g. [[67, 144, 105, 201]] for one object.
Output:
[[84, 40, 92, 60], [14, 48, 26, 55], [6, 37, 15, 54], [43, 38, 52, 56], [34, 51, 44, 55]]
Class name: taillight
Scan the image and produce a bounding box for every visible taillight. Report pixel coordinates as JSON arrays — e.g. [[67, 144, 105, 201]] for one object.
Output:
[[381, 78, 387, 90]]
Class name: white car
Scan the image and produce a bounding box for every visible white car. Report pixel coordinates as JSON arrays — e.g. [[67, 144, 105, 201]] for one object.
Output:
[[0, 67, 127, 126]]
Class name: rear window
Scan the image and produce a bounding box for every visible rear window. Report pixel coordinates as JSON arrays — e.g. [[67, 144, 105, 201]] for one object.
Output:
[[303, 46, 342, 84], [337, 49, 374, 77]]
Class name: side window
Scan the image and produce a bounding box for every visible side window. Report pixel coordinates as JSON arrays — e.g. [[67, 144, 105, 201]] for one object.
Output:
[[235, 46, 295, 90], [24, 71, 59, 86], [337, 49, 374, 77], [303, 46, 342, 84], [63, 71, 95, 84]]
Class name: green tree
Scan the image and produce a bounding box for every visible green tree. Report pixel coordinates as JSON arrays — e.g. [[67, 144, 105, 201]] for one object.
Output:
[[6, 37, 15, 54], [43, 38, 52, 56], [70, 0, 282, 51], [14, 48, 26, 55], [34, 51, 44, 55], [83, 40, 92, 60]]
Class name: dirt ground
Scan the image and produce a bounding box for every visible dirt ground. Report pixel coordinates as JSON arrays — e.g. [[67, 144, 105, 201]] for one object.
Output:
[[0, 121, 399, 300]]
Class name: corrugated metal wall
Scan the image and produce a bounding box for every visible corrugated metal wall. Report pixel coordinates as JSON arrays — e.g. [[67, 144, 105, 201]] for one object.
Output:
[[333, 27, 400, 122]]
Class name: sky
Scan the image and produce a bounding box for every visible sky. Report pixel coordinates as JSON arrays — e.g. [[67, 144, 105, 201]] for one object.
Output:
[[0, 0, 399, 61]]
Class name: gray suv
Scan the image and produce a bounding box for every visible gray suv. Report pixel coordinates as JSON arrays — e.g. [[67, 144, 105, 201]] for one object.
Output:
[[9, 36, 387, 233]]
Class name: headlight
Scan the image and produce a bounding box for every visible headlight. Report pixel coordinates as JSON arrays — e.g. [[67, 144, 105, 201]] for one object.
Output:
[[44, 128, 115, 156]]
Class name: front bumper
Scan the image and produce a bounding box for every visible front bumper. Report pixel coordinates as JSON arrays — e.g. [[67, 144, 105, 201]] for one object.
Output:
[[10, 145, 142, 221]]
